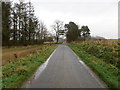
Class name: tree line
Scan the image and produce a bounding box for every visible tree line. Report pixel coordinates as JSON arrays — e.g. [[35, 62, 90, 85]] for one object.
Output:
[[65, 22, 91, 42], [2, 1, 48, 46], [2, 1, 91, 46], [52, 21, 91, 42], [66, 22, 91, 42]]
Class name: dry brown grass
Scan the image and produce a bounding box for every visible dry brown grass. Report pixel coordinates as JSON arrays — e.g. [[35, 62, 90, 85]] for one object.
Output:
[[86, 39, 118, 47], [73, 39, 119, 68], [2, 45, 44, 66], [70, 40, 119, 89]]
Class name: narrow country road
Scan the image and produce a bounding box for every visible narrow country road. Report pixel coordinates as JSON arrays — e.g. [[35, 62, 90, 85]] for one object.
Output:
[[23, 44, 107, 88]]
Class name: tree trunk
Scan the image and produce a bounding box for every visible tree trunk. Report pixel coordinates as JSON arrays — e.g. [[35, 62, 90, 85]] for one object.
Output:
[[57, 36, 59, 43]]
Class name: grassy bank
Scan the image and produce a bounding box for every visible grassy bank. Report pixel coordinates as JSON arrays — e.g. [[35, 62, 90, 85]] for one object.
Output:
[[2, 44, 57, 88], [2, 45, 52, 66], [69, 40, 119, 89]]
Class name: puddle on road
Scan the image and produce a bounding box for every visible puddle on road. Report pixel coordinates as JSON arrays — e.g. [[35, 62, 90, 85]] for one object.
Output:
[[34, 58, 50, 79]]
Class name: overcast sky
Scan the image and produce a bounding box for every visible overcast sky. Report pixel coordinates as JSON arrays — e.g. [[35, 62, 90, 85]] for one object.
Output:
[[13, 0, 119, 39]]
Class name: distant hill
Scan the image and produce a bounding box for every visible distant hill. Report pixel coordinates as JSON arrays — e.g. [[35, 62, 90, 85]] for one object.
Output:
[[91, 36, 106, 40]]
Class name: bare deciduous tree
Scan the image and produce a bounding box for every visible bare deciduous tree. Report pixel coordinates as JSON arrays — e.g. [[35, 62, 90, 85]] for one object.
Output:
[[52, 20, 63, 43]]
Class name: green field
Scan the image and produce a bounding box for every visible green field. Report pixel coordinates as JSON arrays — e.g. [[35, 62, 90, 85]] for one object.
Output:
[[69, 40, 119, 89], [2, 44, 57, 88]]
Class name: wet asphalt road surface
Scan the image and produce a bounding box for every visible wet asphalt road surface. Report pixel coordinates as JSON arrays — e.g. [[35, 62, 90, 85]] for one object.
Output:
[[24, 44, 107, 88]]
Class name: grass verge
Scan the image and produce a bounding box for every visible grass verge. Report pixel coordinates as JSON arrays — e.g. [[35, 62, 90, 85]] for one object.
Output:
[[2, 45, 54, 65], [69, 42, 119, 90], [2, 44, 57, 88]]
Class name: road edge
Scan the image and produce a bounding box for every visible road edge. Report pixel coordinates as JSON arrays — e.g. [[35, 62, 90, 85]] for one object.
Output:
[[68, 45, 108, 88], [21, 47, 57, 88]]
